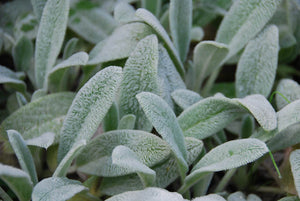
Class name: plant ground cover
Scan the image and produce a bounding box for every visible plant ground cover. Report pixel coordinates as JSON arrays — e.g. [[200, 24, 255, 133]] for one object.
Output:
[[0, 0, 300, 200]]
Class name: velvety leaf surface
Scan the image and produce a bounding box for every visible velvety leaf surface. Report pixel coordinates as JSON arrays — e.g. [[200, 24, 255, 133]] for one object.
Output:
[[136, 8, 185, 76], [119, 35, 159, 131], [137, 92, 188, 179], [0, 65, 26, 92], [235, 25, 279, 98], [32, 177, 87, 201], [169, 0, 192, 62], [57, 66, 122, 162], [25, 132, 55, 149], [171, 89, 202, 110], [7, 130, 38, 184], [192, 194, 226, 201], [35, 0, 70, 88], [88, 22, 154, 65], [114, 2, 138, 24], [228, 192, 246, 201], [118, 114, 136, 130], [30, 0, 47, 20], [0, 163, 32, 201], [216, 0, 281, 57], [76, 130, 171, 177], [290, 149, 300, 197], [276, 79, 300, 110]]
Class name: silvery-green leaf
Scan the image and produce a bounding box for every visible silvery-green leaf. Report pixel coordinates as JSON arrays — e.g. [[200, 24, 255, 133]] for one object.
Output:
[[112, 145, 156, 187], [47, 52, 89, 91], [12, 35, 33, 72], [178, 139, 269, 193], [25, 132, 55, 149], [278, 197, 300, 201], [114, 2, 138, 24], [192, 194, 226, 201], [142, 0, 161, 17], [171, 89, 202, 110], [0, 163, 32, 201], [119, 35, 159, 131], [34, 0, 70, 89], [235, 25, 279, 98], [228, 192, 246, 201], [31, 89, 47, 101], [178, 94, 276, 139], [290, 149, 300, 196], [169, 0, 192, 62], [158, 45, 186, 109], [247, 194, 262, 201], [118, 114, 136, 130], [31, 0, 47, 20], [57, 66, 123, 162], [99, 137, 202, 195], [16, 92, 27, 107], [241, 115, 255, 138], [191, 27, 204, 42], [0, 92, 75, 152], [216, 0, 281, 58], [0, 65, 26, 92], [106, 187, 187, 201], [68, 8, 117, 44], [137, 92, 188, 179], [192, 41, 229, 91], [32, 177, 87, 201], [76, 130, 171, 177], [7, 130, 38, 185], [88, 22, 154, 65], [54, 140, 86, 177], [103, 102, 119, 132], [276, 79, 300, 110], [136, 8, 185, 76], [13, 13, 38, 40], [63, 37, 79, 60]]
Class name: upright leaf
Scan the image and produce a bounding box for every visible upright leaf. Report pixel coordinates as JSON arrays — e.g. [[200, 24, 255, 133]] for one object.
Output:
[[216, 0, 281, 57], [276, 79, 300, 110], [112, 145, 156, 187], [12, 36, 33, 72], [137, 92, 188, 179], [35, 0, 70, 88], [57, 66, 123, 162], [0, 65, 26, 92], [30, 0, 47, 20], [136, 8, 185, 76], [118, 114, 136, 130], [103, 102, 119, 132], [114, 2, 137, 24], [141, 0, 161, 17], [193, 41, 229, 91], [63, 38, 79, 60], [171, 89, 202, 110], [7, 130, 38, 185], [290, 149, 300, 197], [32, 177, 87, 201], [0, 163, 33, 201], [169, 0, 192, 62], [235, 25, 279, 98], [119, 35, 159, 131], [178, 139, 269, 193]]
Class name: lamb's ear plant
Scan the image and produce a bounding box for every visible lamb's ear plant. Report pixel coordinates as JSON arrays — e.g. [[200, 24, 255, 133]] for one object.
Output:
[[1, 0, 300, 200]]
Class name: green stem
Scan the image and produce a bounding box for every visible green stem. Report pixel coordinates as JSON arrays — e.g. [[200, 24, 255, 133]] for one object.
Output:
[[255, 186, 285, 194], [269, 150, 282, 179], [0, 187, 13, 201], [268, 91, 291, 104], [214, 168, 237, 192]]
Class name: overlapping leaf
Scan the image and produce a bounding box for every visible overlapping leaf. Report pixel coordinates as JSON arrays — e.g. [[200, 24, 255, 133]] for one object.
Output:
[[171, 89, 202, 110], [0, 65, 26, 92], [290, 149, 300, 197], [276, 79, 300, 110]]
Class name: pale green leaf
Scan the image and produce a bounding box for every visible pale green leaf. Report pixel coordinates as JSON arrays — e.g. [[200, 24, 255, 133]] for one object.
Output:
[[54, 140, 86, 177], [119, 35, 159, 131], [31, 89, 47, 101], [192, 194, 226, 201], [13, 13, 38, 40], [0, 163, 32, 201], [142, 0, 161, 17], [137, 92, 188, 179], [7, 130, 38, 185], [191, 27, 204, 42], [12, 35, 33, 72], [103, 102, 119, 132], [276, 79, 300, 110], [0, 65, 26, 92], [171, 89, 202, 110], [25, 132, 55, 149], [157, 45, 186, 109], [178, 139, 269, 193], [106, 187, 186, 201], [0, 92, 75, 152], [178, 94, 276, 139], [247, 194, 262, 201], [88, 22, 154, 65], [35, 0, 70, 88], [235, 25, 279, 98], [76, 130, 170, 177], [228, 192, 246, 201], [16, 92, 27, 107], [63, 37, 79, 60], [112, 145, 156, 187], [114, 2, 138, 24], [31, 0, 47, 20], [118, 114, 136, 130], [57, 66, 123, 162], [216, 0, 281, 57], [32, 177, 87, 201], [136, 8, 185, 76], [290, 149, 300, 196], [169, 0, 192, 62], [193, 41, 229, 91]]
